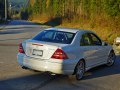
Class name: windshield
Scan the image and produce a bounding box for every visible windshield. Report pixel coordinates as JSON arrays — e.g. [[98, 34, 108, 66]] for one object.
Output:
[[33, 30, 75, 44]]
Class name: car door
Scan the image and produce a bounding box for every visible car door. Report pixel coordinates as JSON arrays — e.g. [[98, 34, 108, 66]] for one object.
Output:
[[88, 33, 108, 64], [79, 33, 100, 67]]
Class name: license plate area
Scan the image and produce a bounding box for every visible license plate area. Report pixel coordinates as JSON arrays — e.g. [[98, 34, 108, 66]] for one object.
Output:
[[32, 49, 43, 56]]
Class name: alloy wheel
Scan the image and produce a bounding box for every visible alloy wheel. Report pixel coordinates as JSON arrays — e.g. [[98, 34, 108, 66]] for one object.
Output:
[[76, 60, 85, 80], [106, 52, 116, 66]]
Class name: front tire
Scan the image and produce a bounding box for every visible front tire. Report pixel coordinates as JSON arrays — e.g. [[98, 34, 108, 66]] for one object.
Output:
[[75, 60, 85, 80], [106, 51, 116, 66]]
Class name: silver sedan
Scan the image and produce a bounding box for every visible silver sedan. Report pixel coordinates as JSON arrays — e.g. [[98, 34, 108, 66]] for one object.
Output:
[[17, 28, 116, 80]]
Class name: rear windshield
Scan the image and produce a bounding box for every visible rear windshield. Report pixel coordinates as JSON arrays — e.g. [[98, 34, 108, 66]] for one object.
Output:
[[33, 30, 75, 44]]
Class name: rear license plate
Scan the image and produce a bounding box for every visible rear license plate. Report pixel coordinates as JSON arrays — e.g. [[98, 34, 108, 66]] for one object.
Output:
[[32, 49, 43, 56]]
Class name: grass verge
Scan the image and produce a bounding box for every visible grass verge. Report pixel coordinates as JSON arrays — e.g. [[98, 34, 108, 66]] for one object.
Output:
[[30, 15, 120, 44]]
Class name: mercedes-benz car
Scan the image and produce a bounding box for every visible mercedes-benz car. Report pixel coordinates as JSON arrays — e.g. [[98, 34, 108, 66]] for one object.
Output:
[[17, 28, 116, 80]]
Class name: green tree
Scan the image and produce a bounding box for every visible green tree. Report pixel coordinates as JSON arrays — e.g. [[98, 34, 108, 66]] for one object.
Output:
[[41, 0, 46, 13], [104, 0, 120, 17], [33, 0, 41, 14]]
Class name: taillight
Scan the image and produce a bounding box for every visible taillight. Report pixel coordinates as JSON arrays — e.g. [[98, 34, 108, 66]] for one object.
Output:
[[51, 49, 68, 60], [19, 43, 25, 54]]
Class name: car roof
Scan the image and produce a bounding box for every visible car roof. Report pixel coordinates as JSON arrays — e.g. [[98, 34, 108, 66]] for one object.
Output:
[[45, 28, 93, 33]]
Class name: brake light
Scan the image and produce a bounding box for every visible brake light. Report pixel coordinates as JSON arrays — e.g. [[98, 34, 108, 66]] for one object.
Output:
[[51, 49, 68, 60], [19, 43, 25, 54]]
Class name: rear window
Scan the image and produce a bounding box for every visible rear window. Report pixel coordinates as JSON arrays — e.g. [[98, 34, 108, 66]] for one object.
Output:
[[33, 30, 75, 44]]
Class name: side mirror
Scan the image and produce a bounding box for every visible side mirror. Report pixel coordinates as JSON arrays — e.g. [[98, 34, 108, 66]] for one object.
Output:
[[102, 42, 108, 46]]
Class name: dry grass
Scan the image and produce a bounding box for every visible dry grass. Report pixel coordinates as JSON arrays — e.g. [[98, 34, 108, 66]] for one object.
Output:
[[60, 22, 120, 44], [59, 16, 120, 44], [29, 14, 50, 23], [29, 15, 120, 44]]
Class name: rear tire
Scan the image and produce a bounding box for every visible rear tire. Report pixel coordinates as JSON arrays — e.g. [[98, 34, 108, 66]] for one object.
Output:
[[75, 60, 85, 80], [106, 51, 116, 66]]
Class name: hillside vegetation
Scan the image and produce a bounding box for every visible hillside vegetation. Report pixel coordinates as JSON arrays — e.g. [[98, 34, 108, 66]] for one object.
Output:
[[25, 0, 120, 44]]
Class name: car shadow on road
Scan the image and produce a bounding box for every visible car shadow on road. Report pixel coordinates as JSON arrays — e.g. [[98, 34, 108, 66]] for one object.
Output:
[[0, 56, 120, 90], [82, 55, 120, 80], [61, 55, 120, 81]]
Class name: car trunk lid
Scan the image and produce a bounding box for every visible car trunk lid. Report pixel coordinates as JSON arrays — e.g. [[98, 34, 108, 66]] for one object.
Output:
[[25, 40, 67, 60]]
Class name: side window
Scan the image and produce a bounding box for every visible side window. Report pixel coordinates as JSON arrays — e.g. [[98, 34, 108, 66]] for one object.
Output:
[[89, 33, 102, 46], [80, 33, 92, 46]]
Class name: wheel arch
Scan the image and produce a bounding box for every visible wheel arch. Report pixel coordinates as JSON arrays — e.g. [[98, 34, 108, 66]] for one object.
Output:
[[108, 49, 115, 56]]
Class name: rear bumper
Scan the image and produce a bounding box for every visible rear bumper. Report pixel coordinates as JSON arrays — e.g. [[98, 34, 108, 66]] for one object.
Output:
[[17, 53, 74, 75]]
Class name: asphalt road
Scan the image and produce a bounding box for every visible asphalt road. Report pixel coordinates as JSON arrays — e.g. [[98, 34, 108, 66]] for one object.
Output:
[[0, 20, 120, 90]]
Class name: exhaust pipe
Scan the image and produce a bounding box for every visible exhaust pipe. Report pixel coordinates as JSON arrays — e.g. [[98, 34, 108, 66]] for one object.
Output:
[[22, 66, 28, 69]]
